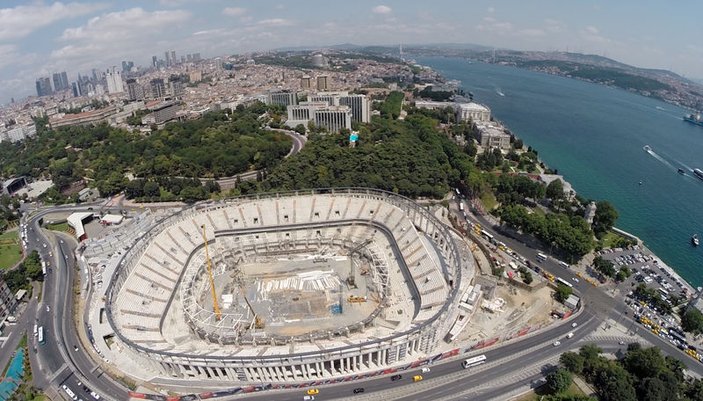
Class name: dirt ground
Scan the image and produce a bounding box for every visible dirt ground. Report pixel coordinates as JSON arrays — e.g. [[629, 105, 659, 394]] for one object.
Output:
[[457, 282, 557, 344]]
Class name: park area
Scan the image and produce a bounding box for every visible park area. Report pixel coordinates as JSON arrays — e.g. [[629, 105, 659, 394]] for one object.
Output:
[[0, 231, 21, 270]]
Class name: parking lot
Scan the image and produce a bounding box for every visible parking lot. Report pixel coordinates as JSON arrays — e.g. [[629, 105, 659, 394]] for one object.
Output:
[[596, 246, 690, 300]]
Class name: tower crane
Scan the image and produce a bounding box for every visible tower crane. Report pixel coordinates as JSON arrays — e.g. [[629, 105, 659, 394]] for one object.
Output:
[[201, 225, 222, 321]]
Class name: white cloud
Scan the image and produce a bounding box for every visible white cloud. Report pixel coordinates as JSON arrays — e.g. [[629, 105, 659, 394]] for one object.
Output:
[[476, 17, 513, 35], [0, 2, 107, 41], [519, 28, 545, 37], [60, 8, 191, 41], [584, 25, 599, 35], [487, 7, 495, 13], [257, 18, 293, 27], [580, 25, 612, 44], [223, 7, 246, 17], [544, 18, 565, 33], [372, 5, 392, 14]]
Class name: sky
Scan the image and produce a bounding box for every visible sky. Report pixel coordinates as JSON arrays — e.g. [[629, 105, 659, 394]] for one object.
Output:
[[1, 0, 702, 104]]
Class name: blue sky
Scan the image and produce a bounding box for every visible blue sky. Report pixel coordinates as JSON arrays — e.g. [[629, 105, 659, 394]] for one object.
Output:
[[1, 0, 702, 104]]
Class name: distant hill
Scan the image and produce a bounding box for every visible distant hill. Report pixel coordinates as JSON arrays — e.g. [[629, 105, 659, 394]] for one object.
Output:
[[397, 45, 703, 110]]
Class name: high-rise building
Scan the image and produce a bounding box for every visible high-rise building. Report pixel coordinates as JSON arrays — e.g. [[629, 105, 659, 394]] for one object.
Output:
[[313, 106, 352, 133], [266, 91, 298, 107], [316, 75, 330, 91], [150, 78, 166, 99], [300, 75, 312, 90], [126, 79, 144, 101], [35, 77, 53, 97], [192, 53, 201, 62], [165, 51, 171, 66], [71, 82, 81, 97], [170, 50, 177, 65], [152, 55, 158, 68], [168, 76, 184, 97], [60, 71, 69, 90], [310, 91, 370, 123], [105, 67, 125, 94], [121, 61, 134, 73], [52, 72, 69, 91], [338, 94, 371, 123]]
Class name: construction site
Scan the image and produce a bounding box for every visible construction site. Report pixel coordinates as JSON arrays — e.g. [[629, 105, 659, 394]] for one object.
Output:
[[97, 189, 470, 382]]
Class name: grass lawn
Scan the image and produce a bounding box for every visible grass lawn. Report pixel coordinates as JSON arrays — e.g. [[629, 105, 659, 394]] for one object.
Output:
[[0, 231, 22, 270], [600, 230, 631, 249], [513, 382, 587, 401], [480, 192, 498, 212], [46, 222, 70, 232]]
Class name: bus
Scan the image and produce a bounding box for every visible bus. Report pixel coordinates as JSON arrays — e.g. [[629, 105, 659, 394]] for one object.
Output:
[[462, 355, 487, 369], [480, 230, 494, 242], [38, 326, 45, 345], [658, 287, 669, 297], [556, 277, 573, 288], [459, 202, 464, 211], [558, 261, 569, 269], [536, 253, 547, 262]]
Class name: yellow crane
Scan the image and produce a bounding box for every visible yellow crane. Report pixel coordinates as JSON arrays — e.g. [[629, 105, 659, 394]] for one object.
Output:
[[201, 225, 222, 321]]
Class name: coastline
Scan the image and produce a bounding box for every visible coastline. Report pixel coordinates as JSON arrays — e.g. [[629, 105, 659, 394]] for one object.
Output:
[[417, 61, 701, 295], [611, 226, 697, 294]]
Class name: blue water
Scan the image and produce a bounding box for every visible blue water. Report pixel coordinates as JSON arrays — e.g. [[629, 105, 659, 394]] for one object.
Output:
[[418, 56, 703, 287], [0, 348, 25, 400]]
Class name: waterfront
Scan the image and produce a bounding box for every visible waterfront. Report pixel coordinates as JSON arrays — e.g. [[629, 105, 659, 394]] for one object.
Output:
[[418, 56, 703, 287]]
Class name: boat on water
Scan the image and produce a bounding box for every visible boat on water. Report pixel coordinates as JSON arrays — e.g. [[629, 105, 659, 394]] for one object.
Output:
[[693, 168, 703, 180], [643, 144, 652, 152], [693, 234, 700, 247], [678, 168, 686, 175], [684, 113, 703, 127]]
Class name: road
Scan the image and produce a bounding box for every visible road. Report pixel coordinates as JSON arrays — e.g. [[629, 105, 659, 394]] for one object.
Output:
[[19, 197, 703, 401], [25, 207, 129, 401]]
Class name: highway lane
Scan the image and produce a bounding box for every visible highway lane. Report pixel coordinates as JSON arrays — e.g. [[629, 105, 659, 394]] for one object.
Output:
[[461, 205, 703, 375], [25, 210, 129, 400], [233, 310, 598, 401]]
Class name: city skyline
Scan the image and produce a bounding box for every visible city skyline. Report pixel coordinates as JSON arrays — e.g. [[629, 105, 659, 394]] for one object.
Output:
[[1, 0, 702, 104]]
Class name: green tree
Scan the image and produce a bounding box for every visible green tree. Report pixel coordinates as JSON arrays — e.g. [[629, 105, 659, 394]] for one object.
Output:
[[593, 363, 637, 401], [143, 180, 160, 198], [681, 308, 703, 335], [593, 256, 617, 278], [593, 200, 619, 237], [294, 124, 306, 135], [554, 284, 573, 303], [560, 352, 585, 374], [546, 179, 565, 200], [545, 368, 573, 394]]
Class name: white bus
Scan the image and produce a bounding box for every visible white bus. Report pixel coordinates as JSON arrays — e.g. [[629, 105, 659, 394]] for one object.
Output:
[[480, 230, 494, 242], [459, 202, 465, 211], [556, 277, 573, 288], [462, 354, 487, 369], [536, 253, 547, 262], [558, 261, 569, 269], [38, 326, 45, 345]]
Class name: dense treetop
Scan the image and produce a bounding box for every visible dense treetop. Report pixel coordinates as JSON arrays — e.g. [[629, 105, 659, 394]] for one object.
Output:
[[263, 111, 474, 199], [0, 104, 291, 193]]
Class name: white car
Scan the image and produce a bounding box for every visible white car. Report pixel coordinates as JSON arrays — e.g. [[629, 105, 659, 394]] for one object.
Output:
[[421, 367, 431, 373], [567, 332, 574, 339], [553, 341, 561, 347], [571, 322, 578, 328]]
